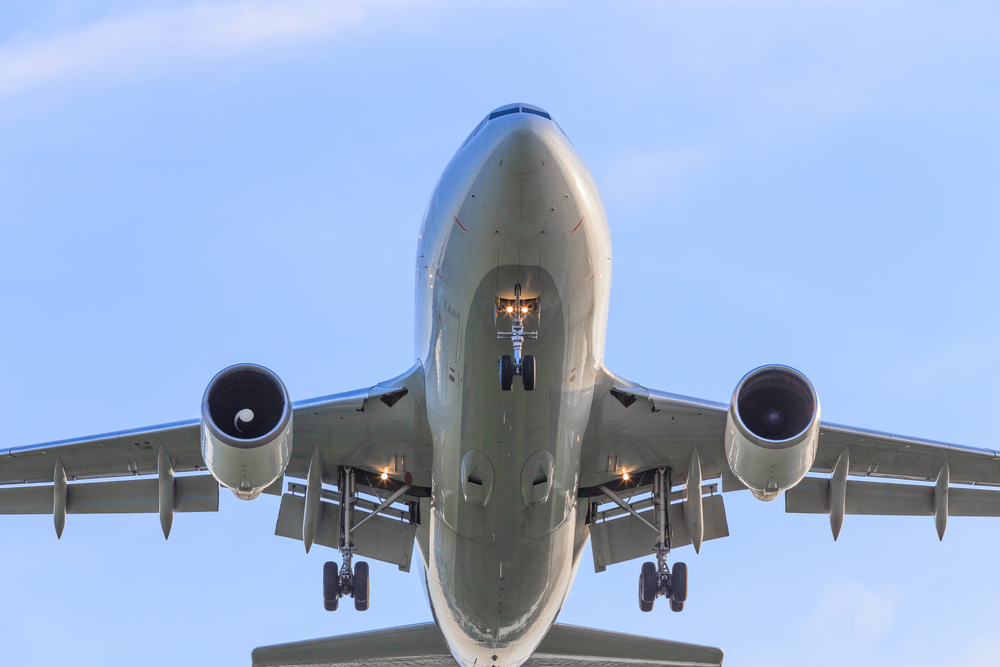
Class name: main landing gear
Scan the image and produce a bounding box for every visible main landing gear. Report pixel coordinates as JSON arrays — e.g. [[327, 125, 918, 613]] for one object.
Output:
[[639, 468, 687, 613], [498, 283, 537, 392], [323, 467, 371, 612]]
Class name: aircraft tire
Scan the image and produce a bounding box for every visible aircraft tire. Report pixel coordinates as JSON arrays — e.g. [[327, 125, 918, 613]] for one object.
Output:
[[669, 598, 684, 613], [323, 561, 339, 611], [670, 562, 688, 603], [354, 561, 370, 611], [500, 355, 514, 391], [522, 355, 536, 391], [640, 561, 657, 604], [639, 598, 653, 612]]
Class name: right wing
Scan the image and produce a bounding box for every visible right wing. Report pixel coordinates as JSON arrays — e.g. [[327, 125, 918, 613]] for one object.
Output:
[[251, 623, 724, 667], [0, 362, 432, 535]]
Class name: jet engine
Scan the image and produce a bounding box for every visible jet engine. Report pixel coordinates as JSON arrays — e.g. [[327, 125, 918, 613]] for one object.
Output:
[[724, 365, 820, 501], [201, 364, 293, 500]]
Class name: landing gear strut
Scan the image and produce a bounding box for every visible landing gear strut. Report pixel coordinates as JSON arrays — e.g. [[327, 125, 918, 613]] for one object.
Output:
[[498, 283, 537, 391], [638, 468, 687, 612], [323, 467, 371, 612]]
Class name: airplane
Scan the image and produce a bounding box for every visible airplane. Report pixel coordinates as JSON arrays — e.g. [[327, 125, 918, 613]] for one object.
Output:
[[4, 102, 1000, 667]]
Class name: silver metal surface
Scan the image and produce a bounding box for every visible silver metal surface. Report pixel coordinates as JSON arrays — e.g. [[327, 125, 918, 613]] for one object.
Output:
[[158, 446, 174, 539], [303, 447, 323, 553], [829, 448, 848, 540], [200, 363, 294, 500], [935, 461, 949, 540], [598, 485, 658, 533], [10, 102, 1000, 667], [351, 484, 412, 534], [724, 365, 821, 501]]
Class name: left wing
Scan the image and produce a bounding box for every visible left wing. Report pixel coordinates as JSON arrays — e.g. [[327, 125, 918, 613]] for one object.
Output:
[[582, 364, 1000, 487], [579, 366, 730, 490], [581, 364, 1000, 563]]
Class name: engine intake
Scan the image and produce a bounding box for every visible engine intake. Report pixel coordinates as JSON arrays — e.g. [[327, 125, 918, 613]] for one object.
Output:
[[725, 365, 820, 501], [201, 364, 293, 500]]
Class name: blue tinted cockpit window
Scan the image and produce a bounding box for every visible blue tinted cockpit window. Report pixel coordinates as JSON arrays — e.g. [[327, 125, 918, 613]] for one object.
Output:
[[489, 106, 520, 120], [521, 108, 551, 120]]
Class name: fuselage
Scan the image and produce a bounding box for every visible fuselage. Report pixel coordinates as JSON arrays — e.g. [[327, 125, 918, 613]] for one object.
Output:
[[413, 104, 612, 667]]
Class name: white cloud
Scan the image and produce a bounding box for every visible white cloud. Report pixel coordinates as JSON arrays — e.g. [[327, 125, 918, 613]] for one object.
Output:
[[803, 580, 897, 644], [0, 1, 423, 100]]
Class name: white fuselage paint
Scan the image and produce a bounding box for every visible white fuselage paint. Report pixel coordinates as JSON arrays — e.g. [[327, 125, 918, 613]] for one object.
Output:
[[413, 108, 612, 667]]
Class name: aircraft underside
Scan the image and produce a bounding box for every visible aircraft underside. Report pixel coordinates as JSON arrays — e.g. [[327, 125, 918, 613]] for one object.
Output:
[[6, 103, 1000, 667]]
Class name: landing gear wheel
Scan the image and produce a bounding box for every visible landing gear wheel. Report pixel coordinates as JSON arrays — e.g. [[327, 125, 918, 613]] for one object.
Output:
[[323, 561, 340, 611], [639, 599, 653, 613], [499, 355, 514, 391], [522, 355, 536, 391], [670, 598, 684, 613], [639, 562, 657, 606], [353, 561, 370, 611], [670, 562, 688, 603]]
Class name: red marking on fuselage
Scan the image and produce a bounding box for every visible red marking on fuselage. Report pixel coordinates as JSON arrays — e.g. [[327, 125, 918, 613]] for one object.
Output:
[[454, 216, 467, 233], [435, 268, 445, 282], [572, 216, 585, 233]]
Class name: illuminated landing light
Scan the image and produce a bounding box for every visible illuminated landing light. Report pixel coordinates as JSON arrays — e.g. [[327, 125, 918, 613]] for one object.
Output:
[[521, 307, 528, 313], [380, 471, 389, 481], [622, 472, 630, 482], [506, 306, 514, 313]]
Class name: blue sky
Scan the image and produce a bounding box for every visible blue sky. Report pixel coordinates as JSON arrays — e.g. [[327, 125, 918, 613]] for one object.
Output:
[[1, 1, 999, 665]]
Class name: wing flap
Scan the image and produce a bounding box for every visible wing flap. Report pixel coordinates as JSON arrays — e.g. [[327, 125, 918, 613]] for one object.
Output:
[[274, 493, 416, 571], [0, 474, 219, 514], [786, 476, 1000, 517], [589, 495, 729, 573]]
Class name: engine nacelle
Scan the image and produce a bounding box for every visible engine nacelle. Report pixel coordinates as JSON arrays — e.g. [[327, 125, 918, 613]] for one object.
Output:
[[725, 365, 820, 501], [201, 364, 293, 500]]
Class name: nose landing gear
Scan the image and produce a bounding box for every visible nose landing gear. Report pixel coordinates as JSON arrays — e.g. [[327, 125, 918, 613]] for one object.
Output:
[[498, 283, 537, 391]]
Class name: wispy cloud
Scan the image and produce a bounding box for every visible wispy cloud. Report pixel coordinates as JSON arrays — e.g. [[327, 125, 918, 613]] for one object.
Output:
[[803, 580, 897, 645], [0, 1, 422, 100]]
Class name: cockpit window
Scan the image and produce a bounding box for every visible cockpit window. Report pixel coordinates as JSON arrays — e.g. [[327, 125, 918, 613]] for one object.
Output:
[[461, 116, 488, 148], [521, 108, 551, 120], [489, 106, 520, 120], [463, 105, 565, 150]]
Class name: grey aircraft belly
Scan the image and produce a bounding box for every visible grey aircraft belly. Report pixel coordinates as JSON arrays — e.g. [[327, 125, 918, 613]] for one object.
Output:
[[5, 103, 1000, 667]]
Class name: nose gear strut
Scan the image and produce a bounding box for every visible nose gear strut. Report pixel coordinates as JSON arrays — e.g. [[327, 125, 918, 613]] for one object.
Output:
[[497, 283, 538, 391]]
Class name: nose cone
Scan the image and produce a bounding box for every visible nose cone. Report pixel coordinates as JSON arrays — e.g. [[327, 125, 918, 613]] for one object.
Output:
[[496, 116, 551, 174]]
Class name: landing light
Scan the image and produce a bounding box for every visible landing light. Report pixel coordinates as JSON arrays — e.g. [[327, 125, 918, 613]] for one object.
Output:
[[521, 307, 528, 313], [622, 472, 630, 482], [506, 306, 513, 313], [380, 471, 389, 481]]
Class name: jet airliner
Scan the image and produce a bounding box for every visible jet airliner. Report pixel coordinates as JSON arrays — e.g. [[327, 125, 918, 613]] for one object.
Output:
[[5, 103, 1000, 667]]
